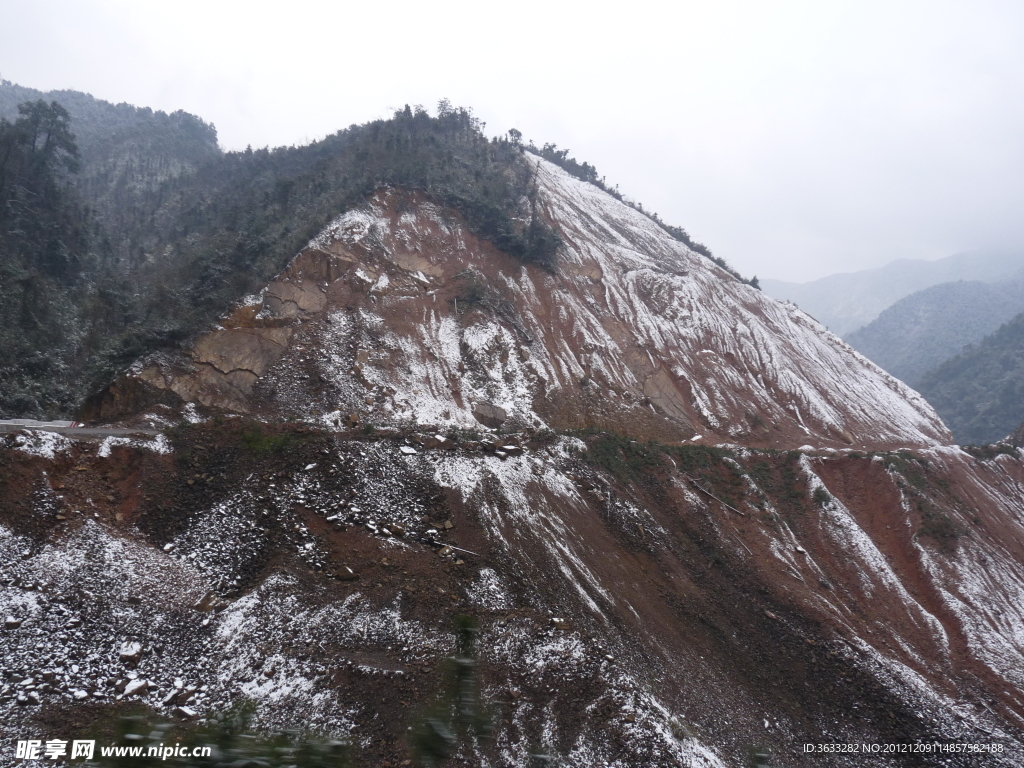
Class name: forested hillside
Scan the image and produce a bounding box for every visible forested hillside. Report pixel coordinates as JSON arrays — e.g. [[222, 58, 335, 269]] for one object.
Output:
[[1, 84, 747, 422], [0, 81, 221, 271], [845, 278, 1024, 385], [0, 90, 554, 419], [917, 311, 1024, 443]]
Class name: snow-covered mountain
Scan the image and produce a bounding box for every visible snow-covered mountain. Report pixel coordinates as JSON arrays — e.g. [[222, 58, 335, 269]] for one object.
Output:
[[98, 158, 950, 451], [4, 157, 1024, 768]]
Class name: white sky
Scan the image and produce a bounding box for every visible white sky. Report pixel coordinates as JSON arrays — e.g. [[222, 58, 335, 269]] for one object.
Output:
[[3, 0, 1024, 281]]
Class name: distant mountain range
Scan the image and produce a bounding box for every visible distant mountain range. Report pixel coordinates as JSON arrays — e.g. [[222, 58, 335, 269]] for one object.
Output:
[[763, 251, 1024, 444], [761, 250, 1024, 336], [845, 278, 1024, 386]]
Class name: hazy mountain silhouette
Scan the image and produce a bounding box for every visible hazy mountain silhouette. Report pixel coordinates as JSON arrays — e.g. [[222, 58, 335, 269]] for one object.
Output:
[[762, 250, 1024, 335], [846, 278, 1024, 386]]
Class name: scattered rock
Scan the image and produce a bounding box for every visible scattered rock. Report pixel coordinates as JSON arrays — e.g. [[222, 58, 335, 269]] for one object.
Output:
[[4, 617, 23, 630], [173, 706, 198, 719], [338, 567, 358, 581], [550, 617, 571, 631]]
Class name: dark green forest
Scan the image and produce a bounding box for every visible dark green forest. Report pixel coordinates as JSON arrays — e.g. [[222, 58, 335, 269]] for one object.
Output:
[[916, 310, 1024, 444], [0, 90, 549, 418], [0, 84, 738, 420]]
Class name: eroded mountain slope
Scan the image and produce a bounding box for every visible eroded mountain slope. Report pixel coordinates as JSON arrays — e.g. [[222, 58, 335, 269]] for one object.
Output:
[[8, 155, 1023, 768], [92, 159, 949, 451]]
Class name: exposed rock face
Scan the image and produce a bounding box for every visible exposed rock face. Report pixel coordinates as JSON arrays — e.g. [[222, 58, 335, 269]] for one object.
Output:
[[95, 159, 950, 450]]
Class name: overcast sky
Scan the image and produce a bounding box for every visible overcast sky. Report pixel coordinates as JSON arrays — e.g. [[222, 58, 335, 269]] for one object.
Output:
[[2, 0, 1024, 281]]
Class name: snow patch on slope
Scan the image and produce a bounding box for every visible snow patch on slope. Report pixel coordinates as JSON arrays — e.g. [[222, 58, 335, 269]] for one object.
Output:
[[528, 156, 951, 448]]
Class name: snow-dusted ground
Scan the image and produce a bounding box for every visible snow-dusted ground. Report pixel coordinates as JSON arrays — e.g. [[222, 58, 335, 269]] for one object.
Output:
[[3, 428, 1023, 766], [133, 153, 952, 453], [525, 157, 950, 447]]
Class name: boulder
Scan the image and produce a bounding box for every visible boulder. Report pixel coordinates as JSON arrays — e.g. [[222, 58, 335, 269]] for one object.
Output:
[[123, 679, 149, 697], [472, 402, 507, 429], [118, 641, 143, 665], [163, 688, 183, 706], [193, 590, 226, 612], [177, 686, 198, 705]]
